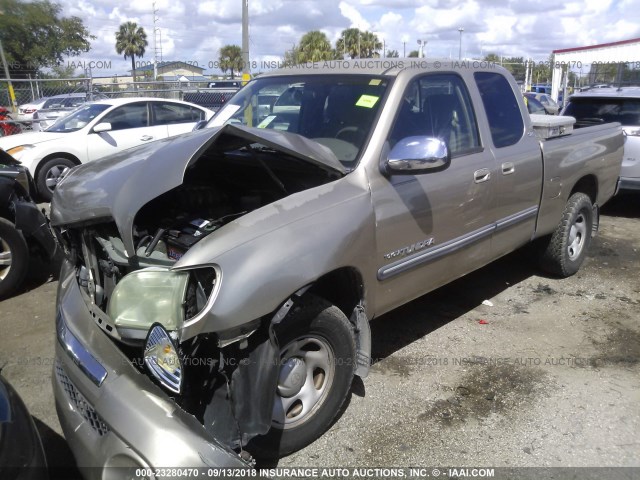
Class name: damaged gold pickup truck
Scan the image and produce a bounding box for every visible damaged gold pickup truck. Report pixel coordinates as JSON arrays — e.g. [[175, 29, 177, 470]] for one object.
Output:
[[49, 62, 623, 476]]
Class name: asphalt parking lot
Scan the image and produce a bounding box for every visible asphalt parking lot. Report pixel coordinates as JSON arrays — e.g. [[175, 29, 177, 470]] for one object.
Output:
[[0, 195, 638, 478]]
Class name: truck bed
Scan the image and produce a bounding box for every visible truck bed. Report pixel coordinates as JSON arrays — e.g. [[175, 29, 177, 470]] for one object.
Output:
[[536, 122, 624, 236]]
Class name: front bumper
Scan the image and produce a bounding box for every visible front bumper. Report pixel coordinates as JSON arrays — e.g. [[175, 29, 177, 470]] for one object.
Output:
[[52, 261, 250, 479]]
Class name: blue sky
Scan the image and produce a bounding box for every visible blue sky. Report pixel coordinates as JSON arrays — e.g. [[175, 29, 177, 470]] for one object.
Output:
[[59, 0, 640, 76]]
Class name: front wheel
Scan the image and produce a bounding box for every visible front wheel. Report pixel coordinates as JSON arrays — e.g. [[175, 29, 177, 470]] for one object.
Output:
[[247, 295, 356, 458], [36, 157, 76, 202], [539, 192, 593, 277], [0, 218, 29, 298]]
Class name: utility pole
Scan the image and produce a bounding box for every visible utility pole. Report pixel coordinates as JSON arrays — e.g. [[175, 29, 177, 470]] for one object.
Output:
[[242, 0, 250, 83], [0, 9, 17, 112], [153, 1, 162, 81], [458, 27, 464, 60]]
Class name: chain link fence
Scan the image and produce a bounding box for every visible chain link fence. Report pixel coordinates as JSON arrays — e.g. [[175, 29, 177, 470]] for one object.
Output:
[[0, 61, 638, 135], [0, 77, 239, 133]]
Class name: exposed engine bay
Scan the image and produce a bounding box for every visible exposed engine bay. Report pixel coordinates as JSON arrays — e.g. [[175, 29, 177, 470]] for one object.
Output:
[[59, 135, 341, 316], [53, 131, 344, 451]]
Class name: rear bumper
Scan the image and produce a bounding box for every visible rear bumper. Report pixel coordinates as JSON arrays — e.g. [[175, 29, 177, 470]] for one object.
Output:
[[617, 176, 640, 193], [53, 261, 250, 479]]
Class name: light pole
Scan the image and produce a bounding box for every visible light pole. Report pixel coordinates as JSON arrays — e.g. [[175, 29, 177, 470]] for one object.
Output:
[[242, 0, 250, 83], [458, 27, 464, 60], [417, 39, 427, 58]]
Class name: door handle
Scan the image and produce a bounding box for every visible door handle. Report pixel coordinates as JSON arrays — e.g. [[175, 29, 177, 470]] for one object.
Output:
[[474, 168, 491, 183], [502, 162, 515, 175], [140, 135, 154, 141]]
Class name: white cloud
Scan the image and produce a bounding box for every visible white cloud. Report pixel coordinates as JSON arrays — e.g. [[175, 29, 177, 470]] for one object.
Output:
[[50, 0, 640, 76], [379, 11, 403, 30], [411, 1, 481, 33], [339, 1, 372, 30]]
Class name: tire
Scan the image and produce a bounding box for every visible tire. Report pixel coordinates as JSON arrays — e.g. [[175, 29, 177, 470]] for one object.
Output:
[[247, 295, 356, 458], [539, 192, 593, 277], [36, 157, 76, 202], [0, 218, 29, 298]]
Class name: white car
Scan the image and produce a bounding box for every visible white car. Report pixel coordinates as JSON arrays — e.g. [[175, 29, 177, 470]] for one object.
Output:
[[31, 93, 98, 132], [0, 98, 213, 201], [562, 87, 640, 193], [16, 96, 49, 124]]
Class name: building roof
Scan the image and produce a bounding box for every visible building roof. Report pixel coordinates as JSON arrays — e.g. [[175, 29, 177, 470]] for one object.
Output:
[[160, 75, 210, 82], [131, 61, 205, 73], [553, 37, 640, 54], [570, 86, 640, 99]]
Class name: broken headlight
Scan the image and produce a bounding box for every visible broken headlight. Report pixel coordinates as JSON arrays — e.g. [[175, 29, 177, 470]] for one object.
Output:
[[107, 268, 189, 338], [144, 323, 183, 393], [106, 266, 220, 340]]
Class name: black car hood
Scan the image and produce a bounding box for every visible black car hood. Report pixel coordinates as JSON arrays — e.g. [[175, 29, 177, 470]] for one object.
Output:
[[50, 124, 345, 255], [0, 149, 19, 167]]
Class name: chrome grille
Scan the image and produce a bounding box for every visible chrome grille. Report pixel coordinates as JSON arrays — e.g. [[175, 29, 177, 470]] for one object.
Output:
[[55, 360, 110, 436]]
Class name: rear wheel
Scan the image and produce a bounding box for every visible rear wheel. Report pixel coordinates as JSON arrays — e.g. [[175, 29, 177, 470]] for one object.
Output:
[[539, 192, 593, 277], [36, 157, 75, 202], [0, 218, 29, 298], [248, 295, 356, 458]]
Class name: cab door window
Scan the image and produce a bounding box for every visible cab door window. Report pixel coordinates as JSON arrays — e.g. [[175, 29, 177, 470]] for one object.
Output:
[[101, 102, 149, 131], [389, 73, 480, 156]]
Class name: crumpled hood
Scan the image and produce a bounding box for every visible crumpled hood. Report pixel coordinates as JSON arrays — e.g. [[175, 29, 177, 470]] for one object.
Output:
[[50, 124, 345, 256]]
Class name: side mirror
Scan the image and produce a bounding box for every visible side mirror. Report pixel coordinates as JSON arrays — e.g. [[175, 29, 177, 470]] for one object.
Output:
[[93, 122, 112, 133], [192, 120, 208, 131], [386, 136, 450, 174]]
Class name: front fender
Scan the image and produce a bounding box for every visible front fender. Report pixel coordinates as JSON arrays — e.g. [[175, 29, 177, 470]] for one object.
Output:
[[177, 172, 376, 340]]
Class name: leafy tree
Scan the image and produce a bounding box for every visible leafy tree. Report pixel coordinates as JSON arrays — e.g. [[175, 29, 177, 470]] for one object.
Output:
[[500, 56, 526, 81], [408, 50, 419, 58], [483, 53, 500, 63], [386, 49, 399, 58], [532, 61, 551, 86], [0, 0, 93, 76], [46, 64, 81, 78], [587, 62, 630, 85], [219, 45, 243, 78], [115, 21, 148, 87]]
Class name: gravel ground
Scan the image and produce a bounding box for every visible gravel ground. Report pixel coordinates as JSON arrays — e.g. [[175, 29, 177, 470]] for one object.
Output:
[[0, 195, 638, 478]]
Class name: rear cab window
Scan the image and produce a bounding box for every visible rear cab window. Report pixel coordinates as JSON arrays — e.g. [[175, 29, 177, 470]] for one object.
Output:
[[563, 97, 640, 128]]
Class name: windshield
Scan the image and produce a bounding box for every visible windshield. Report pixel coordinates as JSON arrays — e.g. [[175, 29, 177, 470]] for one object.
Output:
[[524, 95, 546, 115], [47, 103, 111, 133], [564, 97, 640, 127], [207, 75, 390, 167]]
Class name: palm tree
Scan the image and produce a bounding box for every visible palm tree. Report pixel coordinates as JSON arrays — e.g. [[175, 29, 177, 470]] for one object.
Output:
[[336, 28, 361, 59], [298, 31, 334, 63], [219, 45, 243, 79], [115, 22, 148, 89], [360, 31, 382, 58]]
